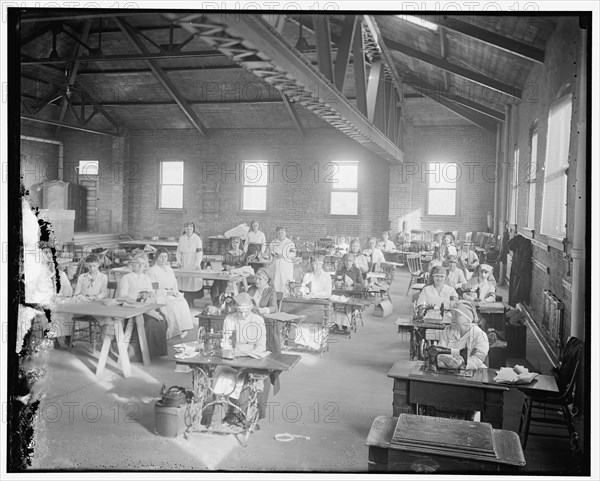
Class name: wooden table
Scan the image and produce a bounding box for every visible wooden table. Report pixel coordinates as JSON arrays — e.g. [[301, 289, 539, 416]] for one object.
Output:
[[279, 296, 333, 349], [365, 415, 525, 473], [477, 301, 507, 333], [52, 300, 163, 377], [118, 239, 178, 249], [387, 360, 509, 428], [176, 352, 301, 443], [172, 268, 248, 294]]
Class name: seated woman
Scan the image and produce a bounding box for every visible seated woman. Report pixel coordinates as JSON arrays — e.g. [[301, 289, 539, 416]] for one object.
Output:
[[51, 265, 74, 348], [300, 258, 333, 298], [417, 266, 458, 313], [377, 231, 397, 253], [436, 300, 489, 370], [331, 253, 364, 332], [461, 263, 496, 304], [458, 243, 480, 279], [334, 236, 349, 256], [148, 248, 194, 340], [438, 231, 458, 261], [362, 237, 386, 273], [247, 268, 278, 316], [349, 239, 370, 278], [291, 259, 333, 350], [118, 255, 168, 358], [444, 255, 467, 290], [210, 292, 267, 430], [211, 236, 247, 305]]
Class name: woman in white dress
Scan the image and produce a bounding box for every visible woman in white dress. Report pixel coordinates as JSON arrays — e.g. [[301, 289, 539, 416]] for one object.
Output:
[[176, 222, 204, 306], [417, 265, 458, 311], [362, 237, 386, 273], [118, 255, 168, 358], [269, 227, 296, 293], [148, 248, 193, 340]]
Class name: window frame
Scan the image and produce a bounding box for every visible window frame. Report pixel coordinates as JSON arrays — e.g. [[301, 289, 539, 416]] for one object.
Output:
[[526, 125, 538, 230], [328, 160, 359, 217], [241, 161, 268, 213], [424, 161, 461, 219], [539, 93, 572, 243], [158, 160, 185, 211], [509, 146, 519, 226]]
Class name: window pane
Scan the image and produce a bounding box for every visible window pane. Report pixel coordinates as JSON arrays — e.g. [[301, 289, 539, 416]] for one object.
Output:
[[330, 192, 358, 215], [428, 190, 456, 216], [243, 187, 266, 211], [161, 162, 184, 184], [332, 163, 358, 189], [78, 160, 98, 176], [428, 162, 457, 189], [243, 162, 268, 186], [160, 185, 183, 209]]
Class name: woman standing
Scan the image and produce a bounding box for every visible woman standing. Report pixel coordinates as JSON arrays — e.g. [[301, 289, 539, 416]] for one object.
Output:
[[176, 221, 204, 306], [244, 220, 267, 258], [269, 227, 296, 293], [148, 248, 194, 339]]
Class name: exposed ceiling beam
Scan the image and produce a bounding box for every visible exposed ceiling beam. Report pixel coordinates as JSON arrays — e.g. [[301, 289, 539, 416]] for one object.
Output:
[[384, 36, 522, 99], [333, 15, 357, 92], [56, 20, 92, 135], [21, 49, 227, 65], [20, 21, 55, 46], [424, 16, 545, 64], [405, 79, 499, 132], [75, 65, 241, 75], [405, 76, 505, 121], [179, 13, 403, 162], [281, 94, 305, 138], [115, 17, 209, 137], [21, 115, 120, 137]]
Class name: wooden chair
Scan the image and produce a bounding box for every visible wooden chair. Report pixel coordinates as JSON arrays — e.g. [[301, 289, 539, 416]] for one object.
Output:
[[406, 254, 425, 295], [70, 281, 119, 352], [369, 262, 395, 303], [518, 337, 583, 451]]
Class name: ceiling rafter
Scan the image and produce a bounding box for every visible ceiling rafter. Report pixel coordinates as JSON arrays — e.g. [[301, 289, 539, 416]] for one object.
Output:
[[114, 16, 209, 137], [383, 36, 522, 99], [21, 49, 227, 65], [424, 16, 545, 64]]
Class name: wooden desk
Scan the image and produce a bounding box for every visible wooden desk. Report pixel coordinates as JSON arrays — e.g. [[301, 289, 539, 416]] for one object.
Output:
[[52, 300, 163, 377], [280, 296, 333, 349], [365, 415, 525, 473], [118, 239, 178, 249], [478, 301, 507, 333], [387, 360, 509, 428], [172, 268, 247, 294]]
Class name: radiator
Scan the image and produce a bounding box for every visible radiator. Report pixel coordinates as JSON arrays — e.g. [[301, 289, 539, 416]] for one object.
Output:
[[543, 290, 564, 352]]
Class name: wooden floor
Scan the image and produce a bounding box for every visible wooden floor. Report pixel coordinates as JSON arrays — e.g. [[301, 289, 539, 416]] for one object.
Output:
[[28, 265, 587, 474]]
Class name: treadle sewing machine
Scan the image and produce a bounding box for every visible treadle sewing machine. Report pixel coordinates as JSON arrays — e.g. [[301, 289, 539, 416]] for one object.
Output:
[[400, 304, 451, 361], [174, 343, 300, 446], [424, 345, 469, 373]]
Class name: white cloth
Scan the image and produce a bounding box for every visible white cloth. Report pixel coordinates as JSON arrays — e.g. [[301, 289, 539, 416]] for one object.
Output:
[[437, 324, 489, 370], [148, 265, 193, 339], [417, 284, 458, 309], [464, 277, 496, 302], [74, 272, 108, 299], [293, 322, 327, 351], [245, 230, 267, 253], [301, 270, 332, 297], [270, 238, 296, 292], [353, 253, 370, 274], [363, 247, 386, 269], [176, 233, 204, 292], [118, 272, 162, 320]]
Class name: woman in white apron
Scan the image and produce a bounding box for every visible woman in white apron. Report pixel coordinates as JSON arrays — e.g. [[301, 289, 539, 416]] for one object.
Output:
[[268, 227, 296, 293], [176, 222, 204, 306]]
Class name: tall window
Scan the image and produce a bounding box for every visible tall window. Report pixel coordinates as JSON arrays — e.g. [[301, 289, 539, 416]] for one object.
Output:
[[330, 161, 358, 215], [426, 161, 458, 216], [526, 129, 538, 229], [78, 160, 98, 177], [159, 161, 184, 209], [242, 161, 268, 211], [540, 94, 572, 238], [509, 147, 519, 225]]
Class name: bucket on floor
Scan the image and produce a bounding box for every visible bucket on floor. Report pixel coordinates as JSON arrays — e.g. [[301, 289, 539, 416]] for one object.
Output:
[[155, 401, 187, 437], [374, 299, 394, 317]]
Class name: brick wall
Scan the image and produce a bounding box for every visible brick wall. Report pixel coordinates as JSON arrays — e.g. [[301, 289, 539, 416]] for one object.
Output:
[[388, 124, 497, 238], [126, 129, 390, 245], [512, 17, 583, 351], [20, 124, 60, 194]]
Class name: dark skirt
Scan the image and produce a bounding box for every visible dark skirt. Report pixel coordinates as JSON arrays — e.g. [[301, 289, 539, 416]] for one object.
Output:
[[124, 313, 168, 360]]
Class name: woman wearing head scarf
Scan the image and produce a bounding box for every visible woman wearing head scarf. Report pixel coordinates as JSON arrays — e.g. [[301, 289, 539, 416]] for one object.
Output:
[[176, 221, 204, 306], [436, 300, 489, 370], [417, 265, 458, 309], [247, 268, 278, 316], [118, 255, 168, 358], [461, 263, 496, 303], [268, 227, 296, 293], [148, 248, 193, 339]]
